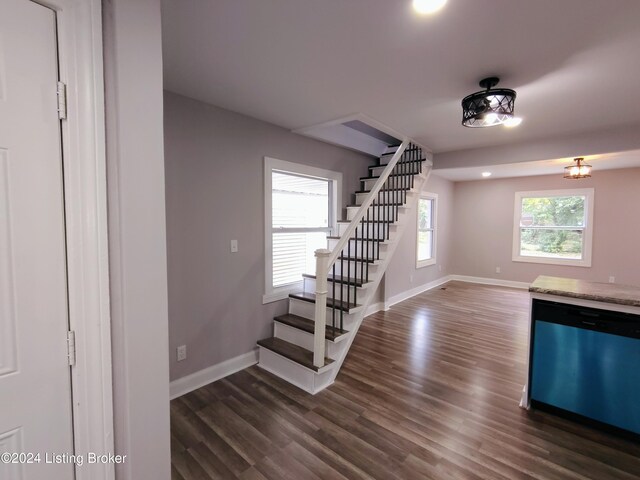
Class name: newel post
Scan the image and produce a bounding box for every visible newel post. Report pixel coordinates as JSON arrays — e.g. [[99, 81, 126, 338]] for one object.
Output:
[[313, 248, 331, 368]]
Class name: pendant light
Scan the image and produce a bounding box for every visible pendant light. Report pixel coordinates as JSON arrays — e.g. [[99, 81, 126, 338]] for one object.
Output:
[[564, 158, 592, 179], [461, 77, 517, 127]]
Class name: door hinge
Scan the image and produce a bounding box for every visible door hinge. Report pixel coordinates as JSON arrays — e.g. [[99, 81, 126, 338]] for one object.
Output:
[[57, 81, 67, 120], [67, 330, 76, 367]]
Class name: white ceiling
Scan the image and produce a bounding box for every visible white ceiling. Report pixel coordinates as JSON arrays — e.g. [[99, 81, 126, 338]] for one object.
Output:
[[161, 0, 640, 154], [435, 150, 640, 182]]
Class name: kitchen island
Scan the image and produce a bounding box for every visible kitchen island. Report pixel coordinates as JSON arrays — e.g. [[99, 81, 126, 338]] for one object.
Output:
[[520, 275, 640, 438]]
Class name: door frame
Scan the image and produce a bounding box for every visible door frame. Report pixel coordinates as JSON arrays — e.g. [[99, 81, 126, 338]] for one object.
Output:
[[33, 1, 114, 478]]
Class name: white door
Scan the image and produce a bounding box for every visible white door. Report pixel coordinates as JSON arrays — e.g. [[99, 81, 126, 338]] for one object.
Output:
[[0, 1, 75, 479]]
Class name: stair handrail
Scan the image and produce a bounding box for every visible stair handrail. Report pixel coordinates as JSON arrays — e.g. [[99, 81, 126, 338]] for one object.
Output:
[[312, 139, 411, 367], [327, 139, 410, 267]]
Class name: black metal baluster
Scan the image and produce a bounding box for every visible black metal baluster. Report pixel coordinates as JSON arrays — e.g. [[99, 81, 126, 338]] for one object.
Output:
[[346, 236, 351, 315], [340, 247, 344, 330], [412, 146, 416, 188], [365, 208, 370, 282], [332, 262, 336, 337], [353, 222, 358, 307], [376, 191, 381, 260], [394, 161, 398, 221]]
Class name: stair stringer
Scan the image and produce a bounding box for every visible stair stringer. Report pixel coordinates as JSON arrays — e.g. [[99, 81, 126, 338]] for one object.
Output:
[[323, 165, 433, 388]]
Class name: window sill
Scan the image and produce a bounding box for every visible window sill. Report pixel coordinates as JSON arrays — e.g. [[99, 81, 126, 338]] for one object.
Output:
[[512, 255, 591, 268], [262, 282, 302, 304], [417, 258, 436, 269]]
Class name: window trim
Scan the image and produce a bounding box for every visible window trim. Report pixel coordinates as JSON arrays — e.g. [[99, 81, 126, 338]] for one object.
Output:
[[263, 157, 341, 304], [416, 192, 438, 268], [512, 188, 595, 267]]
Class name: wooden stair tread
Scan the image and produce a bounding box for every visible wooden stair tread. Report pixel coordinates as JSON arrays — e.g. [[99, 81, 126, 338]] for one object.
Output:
[[289, 292, 360, 312], [360, 173, 422, 181], [257, 337, 333, 372], [327, 235, 389, 244], [337, 219, 396, 224], [380, 147, 421, 155], [369, 159, 426, 170], [302, 273, 369, 287], [337, 255, 379, 264], [347, 203, 408, 208], [355, 187, 412, 193], [274, 313, 348, 340]]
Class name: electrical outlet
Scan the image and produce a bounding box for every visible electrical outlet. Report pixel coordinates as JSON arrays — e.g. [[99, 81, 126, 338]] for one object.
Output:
[[609, 276, 615, 283], [177, 345, 187, 362], [495, 266, 501, 274], [230, 239, 238, 253]]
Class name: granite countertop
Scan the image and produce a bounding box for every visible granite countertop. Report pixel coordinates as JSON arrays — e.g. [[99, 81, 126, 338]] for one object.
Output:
[[530, 275, 640, 307]]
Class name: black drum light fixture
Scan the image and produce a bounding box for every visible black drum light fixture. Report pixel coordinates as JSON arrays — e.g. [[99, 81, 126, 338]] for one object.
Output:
[[461, 77, 518, 128]]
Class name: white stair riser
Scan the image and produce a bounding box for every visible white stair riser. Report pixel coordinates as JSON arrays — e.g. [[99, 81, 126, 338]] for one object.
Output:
[[369, 165, 421, 177], [273, 323, 344, 359], [338, 221, 396, 238], [257, 347, 334, 394], [303, 277, 367, 301], [327, 238, 387, 260], [327, 236, 389, 251], [361, 176, 417, 191], [346, 205, 408, 221], [355, 190, 417, 205], [332, 260, 379, 279], [289, 298, 358, 329]]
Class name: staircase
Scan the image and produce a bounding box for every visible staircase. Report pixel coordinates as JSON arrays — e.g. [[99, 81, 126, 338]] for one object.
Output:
[[257, 140, 432, 393]]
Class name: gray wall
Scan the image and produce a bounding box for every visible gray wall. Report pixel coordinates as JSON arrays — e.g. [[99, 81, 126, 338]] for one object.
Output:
[[451, 167, 640, 285], [103, 0, 171, 478], [164, 91, 373, 381], [383, 173, 454, 301]]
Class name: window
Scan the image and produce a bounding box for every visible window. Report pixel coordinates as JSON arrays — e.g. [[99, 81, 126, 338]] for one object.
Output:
[[513, 188, 594, 267], [417, 193, 437, 268], [264, 157, 341, 303]]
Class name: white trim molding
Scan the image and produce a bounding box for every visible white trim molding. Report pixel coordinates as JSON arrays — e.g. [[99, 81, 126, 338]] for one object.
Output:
[[449, 275, 530, 290], [512, 188, 595, 268], [377, 274, 529, 314], [416, 192, 438, 269], [35, 1, 113, 479], [364, 302, 386, 317], [385, 275, 452, 309], [263, 156, 342, 304], [170, 350, 259, 400]]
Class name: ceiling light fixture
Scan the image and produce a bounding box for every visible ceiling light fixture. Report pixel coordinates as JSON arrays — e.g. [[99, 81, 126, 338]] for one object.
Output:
[[503, 116, 523, 128], [462, 77, 517, 128], [564, 157, 592, 179], [481, 172, 492, 178], [413, 0, 447, 14]]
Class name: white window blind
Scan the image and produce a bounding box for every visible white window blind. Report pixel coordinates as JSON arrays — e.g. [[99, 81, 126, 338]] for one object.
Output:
[[271, 171, 330, 287]]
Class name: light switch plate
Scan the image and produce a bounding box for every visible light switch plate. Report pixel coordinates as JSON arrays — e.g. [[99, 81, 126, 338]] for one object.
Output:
[[231, 239, 238, 253]]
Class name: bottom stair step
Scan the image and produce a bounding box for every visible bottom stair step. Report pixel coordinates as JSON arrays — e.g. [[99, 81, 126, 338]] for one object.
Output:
[[274, 314, 348, 341], [257, 337, 333, 372]]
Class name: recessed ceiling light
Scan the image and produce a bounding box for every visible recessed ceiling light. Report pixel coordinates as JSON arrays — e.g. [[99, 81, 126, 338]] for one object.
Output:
[[413, 0, 447, 14], [481, 172, 492, 178], [503, 117, 523, 128]]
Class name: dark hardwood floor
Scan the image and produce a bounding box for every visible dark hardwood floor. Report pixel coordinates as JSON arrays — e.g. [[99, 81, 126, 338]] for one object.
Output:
[[170, 281, 640, 480]]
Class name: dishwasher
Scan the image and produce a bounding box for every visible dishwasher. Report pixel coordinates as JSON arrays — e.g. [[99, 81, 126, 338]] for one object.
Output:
[[529, 299, 640, 438]]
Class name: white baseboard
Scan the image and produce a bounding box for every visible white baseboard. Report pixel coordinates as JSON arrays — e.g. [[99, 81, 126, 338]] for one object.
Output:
[[364, 302, 386, 317], [170, 349, 258, 400], [449, 274, 529, 290], [384, 275, 452, 309]]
